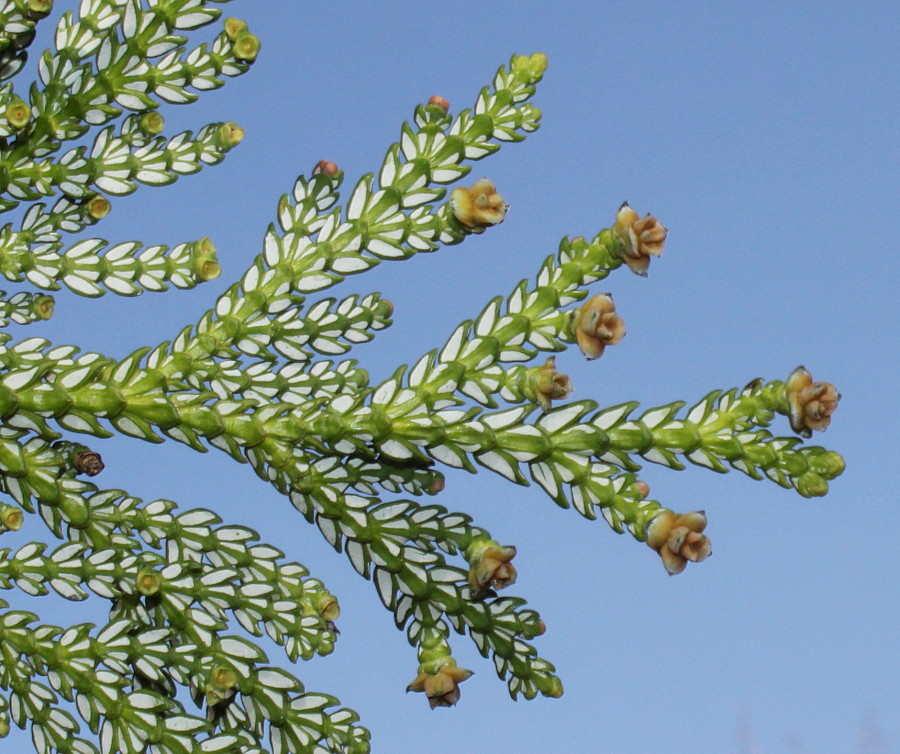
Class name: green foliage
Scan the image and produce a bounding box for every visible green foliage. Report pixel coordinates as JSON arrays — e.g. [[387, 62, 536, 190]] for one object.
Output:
[[0, 2, 844, 753]]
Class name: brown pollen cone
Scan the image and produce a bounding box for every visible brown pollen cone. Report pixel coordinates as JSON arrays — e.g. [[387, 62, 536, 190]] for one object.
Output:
[[450, 178, 507, 231], [407, 662, 474, 709], [645, 510, 712, 576], [784, 365, 840, 437], [468, 543, 517, 594], [532, 356, 573, 411], [571, 293, 625, 360], [613, 202, 667, 276]]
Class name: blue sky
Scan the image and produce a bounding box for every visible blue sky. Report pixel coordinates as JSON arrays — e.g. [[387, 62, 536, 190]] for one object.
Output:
[[6, 1, 899, 752]]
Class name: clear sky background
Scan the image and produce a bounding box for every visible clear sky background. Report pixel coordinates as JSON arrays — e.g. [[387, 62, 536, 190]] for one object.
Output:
[[5, 1, 899, 752]]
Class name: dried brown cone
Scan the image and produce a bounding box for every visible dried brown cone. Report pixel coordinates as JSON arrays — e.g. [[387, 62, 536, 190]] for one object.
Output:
[[74, 450, 104, 476]]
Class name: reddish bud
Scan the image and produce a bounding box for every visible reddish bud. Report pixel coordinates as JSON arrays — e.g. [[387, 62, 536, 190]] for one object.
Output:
[[312, 159, 339, 176]]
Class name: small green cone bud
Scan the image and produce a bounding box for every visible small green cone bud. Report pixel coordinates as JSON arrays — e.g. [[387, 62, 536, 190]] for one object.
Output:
[[27, 0, 52, 15], [315, 591, 340, 621], [5, 98, 31, 130], [377, 298, 394, 318], [511, 52, 548, 82], [139, 111, 165, 135], [795, 472, 829, 497], [232, 32, 260, 62], [216, 122, 244, 148], [136, 569, 162, 596], [192, 237, 221, 281], [0, 505, 23, 532], [808, 450, 845, 478], [209, 665, 238, 691], [544, 676, 564, 698], [31, 295, 54, 320], [224, 17, 248, 40], [199, 260, 221, 281], [85, 195, 111, 221], [427, 472, 445, 494], [205, 665, 239, 706], [196, 236, 216, 255]]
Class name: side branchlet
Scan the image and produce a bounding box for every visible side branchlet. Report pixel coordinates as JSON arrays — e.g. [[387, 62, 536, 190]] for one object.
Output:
[[0, 8, 843, 751]]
